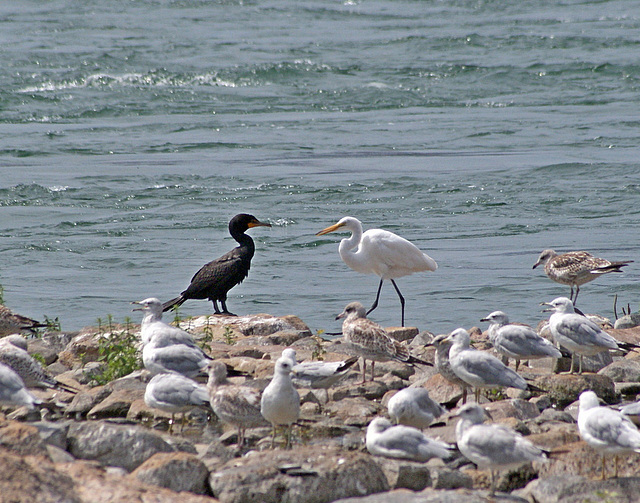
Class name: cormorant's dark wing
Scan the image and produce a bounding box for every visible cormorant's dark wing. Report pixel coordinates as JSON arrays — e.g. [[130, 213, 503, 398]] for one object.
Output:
[[182, 246, 252, 299]]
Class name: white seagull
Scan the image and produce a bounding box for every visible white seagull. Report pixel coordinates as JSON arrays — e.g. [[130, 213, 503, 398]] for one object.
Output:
[[428, 333, 469, 403], [444, 328, 529, 401], [480, 311, 562, 371], [316, 216, 437, 326], [578, 390, 640, 479], [366, 417, 452, 462], [281, 348, 357, 389], [260, 356, 300, 448], [387, 387, 445, 429], [455, 403, 547, 495], [132, 297, 200, 347], [542, 297, 624, 374], [0, 362, 41, 409]]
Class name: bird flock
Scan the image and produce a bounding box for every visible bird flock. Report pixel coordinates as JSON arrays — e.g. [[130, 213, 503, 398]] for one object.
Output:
[[1, 213, 638, 493]]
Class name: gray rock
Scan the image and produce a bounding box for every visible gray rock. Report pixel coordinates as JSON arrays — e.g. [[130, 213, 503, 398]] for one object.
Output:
[[515, 475, 640, 503], [373, 458, 432, 491], [533, 373, 617, 408], [33, 421, 70, 450], [599, 358, 640, 383], [429, 468, 474, 490], [132, 451, 210, 495], [333, 487, 528, 502], [209, 446, 389, 503], [67, 421, 175, 472]]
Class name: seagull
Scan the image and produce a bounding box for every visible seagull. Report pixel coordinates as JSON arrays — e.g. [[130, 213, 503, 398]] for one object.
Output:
[[142, 337, 210, 378], [163, 214, 271, 316], [454, 403, 547, 495], [533, 249, 632, 304], [542, 297, 626, 374], [260, 356, 300, 448], [205, 360, 267, 447], [578, 390, 640, 479], [480, 311, 562, 371], [280, 348, 357, 389], [428, 333, 469, 404], [365, 417, 453, 462], [132, 297, 200, 347], [316, 216, 437, 326], [387, 387, 446, 429], [336, 301, 432, 382], [0, 362, 41, 409], [144, 372, 209, 433], [0, 304, 46, 337], [444, 328, 529, 401], [0, 337, 76, 393]]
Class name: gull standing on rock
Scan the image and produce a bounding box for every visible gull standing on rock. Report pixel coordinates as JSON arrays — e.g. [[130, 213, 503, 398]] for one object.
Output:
[[533, 249, 632, 304], [578, 390, 640, 479], [444, 328, 529, 401], [454, 403, 547, 496], [144, 372, 209, 433], [366, 417, 453, 462], [542, 297, 624, 374], [480, 311, 562, 371], [206, 360, 267, 447], [387, 387, 445, 429], [0, 362, 41, 409], [132, 297, 200, 347], [428, 333, 469, 404], [260, 356, 300, 448], [336, 301, 431, 382], [281, 348, 357, 389], [316, 216, 437, 326]]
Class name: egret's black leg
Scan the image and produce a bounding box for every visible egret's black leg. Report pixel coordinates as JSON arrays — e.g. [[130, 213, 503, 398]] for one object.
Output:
[[367, 278, 384, 316], [390, 279, 406, 326]]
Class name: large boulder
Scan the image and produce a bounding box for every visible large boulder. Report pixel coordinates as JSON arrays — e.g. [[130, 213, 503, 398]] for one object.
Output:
[[132, 451, 210, 495]]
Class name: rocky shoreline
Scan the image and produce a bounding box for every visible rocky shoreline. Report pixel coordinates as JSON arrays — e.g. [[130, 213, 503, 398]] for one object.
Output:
[[3, 310, 640, 503]]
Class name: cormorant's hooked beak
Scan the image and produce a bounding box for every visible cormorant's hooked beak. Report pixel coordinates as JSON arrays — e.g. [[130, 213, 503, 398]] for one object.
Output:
[[316, 221, 346, 236]]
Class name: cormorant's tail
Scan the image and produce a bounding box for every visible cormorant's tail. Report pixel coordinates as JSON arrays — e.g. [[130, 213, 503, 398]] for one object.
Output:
[[162, 295, 186, 312]]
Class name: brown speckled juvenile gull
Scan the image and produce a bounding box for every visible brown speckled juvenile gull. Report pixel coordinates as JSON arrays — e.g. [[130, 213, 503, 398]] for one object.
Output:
[[0, 304, 45, 336], [336, 301, 431, 382], [533, 249, 632, 304], [205, 360, 267, 447]]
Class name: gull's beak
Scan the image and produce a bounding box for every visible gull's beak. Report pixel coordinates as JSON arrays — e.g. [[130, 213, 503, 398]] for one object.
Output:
[[532, 259, 542, 269], [335, 310, 347, 321], [540, 301, 554, 313], [316, 221, 345, 236], [131, 301, 143, 311], [480, 317, 490, 322], [248, 219, 271, 228]]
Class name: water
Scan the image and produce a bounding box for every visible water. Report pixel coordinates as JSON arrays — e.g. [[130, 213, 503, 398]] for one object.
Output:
[[1, 0, 639, 336]]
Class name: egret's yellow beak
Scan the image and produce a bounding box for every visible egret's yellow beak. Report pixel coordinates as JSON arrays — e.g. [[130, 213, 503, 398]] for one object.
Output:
[[316, 221, 346, 236]]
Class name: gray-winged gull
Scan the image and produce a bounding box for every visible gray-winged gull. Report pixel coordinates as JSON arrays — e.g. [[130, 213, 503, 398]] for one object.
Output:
[[132, 297, 199, 348], [428, 333, 469, 403], [260, 356, 300, 448], [387, 387, 445, 429], [578, 390, 640, 479], [455, 403, 547, 495], [281, 348, 357, 389], [0, 362, 41, 409], [366, 417, 452, 462], [480, 310, 561, 371]]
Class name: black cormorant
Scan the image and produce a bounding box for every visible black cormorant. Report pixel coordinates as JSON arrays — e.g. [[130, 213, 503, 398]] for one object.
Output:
[[162, 213, 271, 315]]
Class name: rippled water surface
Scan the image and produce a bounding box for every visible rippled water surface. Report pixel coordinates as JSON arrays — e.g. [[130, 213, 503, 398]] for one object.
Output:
[[1, 0, 639, 334]]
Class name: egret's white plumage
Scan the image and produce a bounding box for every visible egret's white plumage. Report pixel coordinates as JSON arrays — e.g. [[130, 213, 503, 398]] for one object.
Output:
[[260, 356, 300, 448], [533, 249, 632, 304], [455, 403, 547, 495], [445, 328, 528, 401], [206, 360, 267, 447], [281, 348, 357, 389], [366, 417, 452, 462], [481, 311, 561, 371], [578, 390, 640, 479], [543, 297, 621, 374], [387, 387, 445, 429], [144, 372, 209, 433], [0, 362, 41, 409], [316, 216, 437, 326]]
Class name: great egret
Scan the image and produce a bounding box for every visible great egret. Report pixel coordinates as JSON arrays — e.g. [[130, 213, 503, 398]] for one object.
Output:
[[533, 249, 632, 304], [163, 213, 271, 315], [316, 216, 437, 326]]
